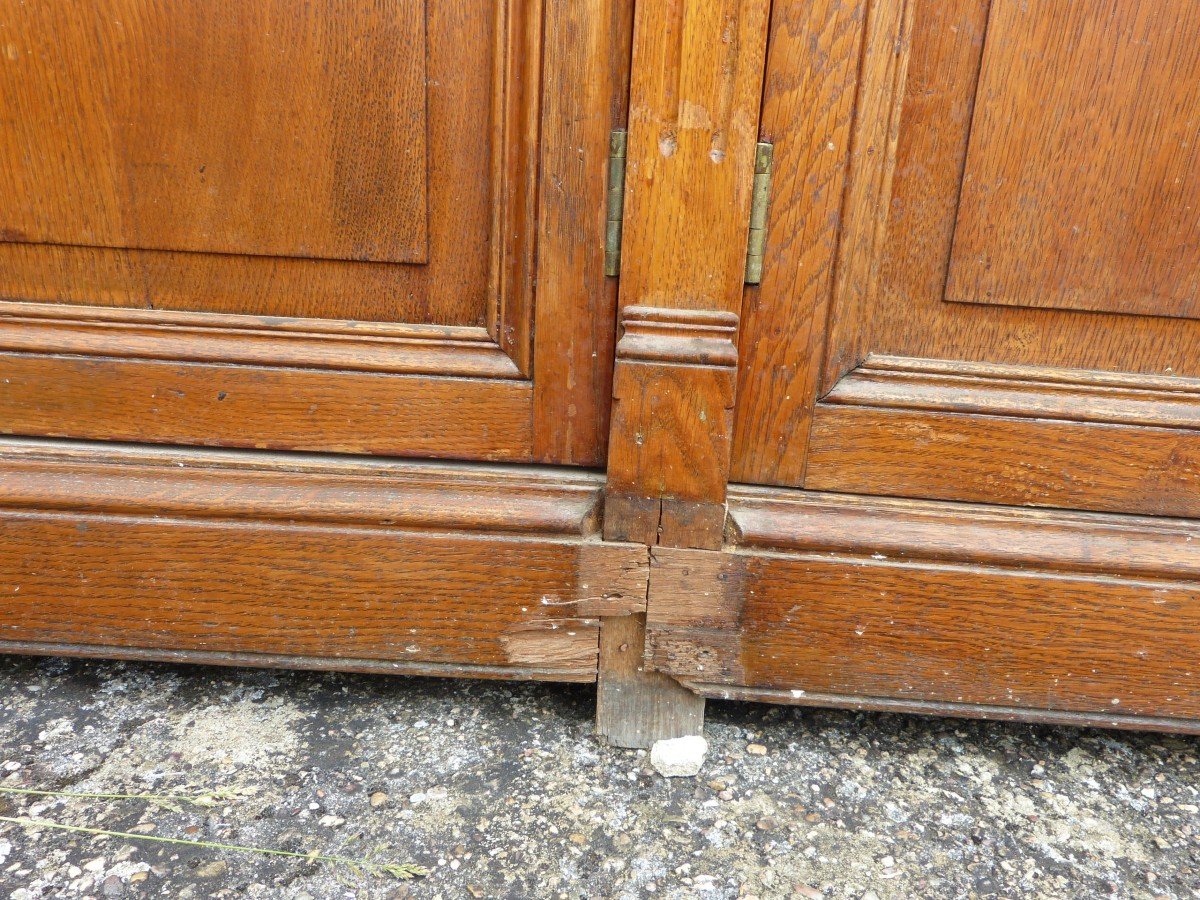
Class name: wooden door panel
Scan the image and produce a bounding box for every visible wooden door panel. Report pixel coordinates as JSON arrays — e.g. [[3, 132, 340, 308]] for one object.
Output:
[[0, 0, 631, 464], [946, 0, 1200, 319], [0, 0, 481, 326], [732, 0, 1200, 511], [0, 0, 428, 265]]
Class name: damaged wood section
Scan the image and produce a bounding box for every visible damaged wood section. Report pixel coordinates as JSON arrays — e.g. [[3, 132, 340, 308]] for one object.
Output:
[[645, 486, 1200, 731], [0, 439, 649, 682]]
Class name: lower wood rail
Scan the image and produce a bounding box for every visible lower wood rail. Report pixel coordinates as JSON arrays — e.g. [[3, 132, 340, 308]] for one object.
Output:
[[3, 438, 1200, 739], [0, 439, 648, 682], [646, 486, 1200, 733]]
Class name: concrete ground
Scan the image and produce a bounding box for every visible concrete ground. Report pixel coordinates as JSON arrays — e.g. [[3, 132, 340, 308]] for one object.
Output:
[[0, 656, 1197, 900]]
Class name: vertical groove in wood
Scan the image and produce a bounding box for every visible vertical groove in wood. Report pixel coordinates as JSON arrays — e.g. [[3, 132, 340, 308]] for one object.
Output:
[[532, 0, 634, 465], [729, 0, 874, 485]]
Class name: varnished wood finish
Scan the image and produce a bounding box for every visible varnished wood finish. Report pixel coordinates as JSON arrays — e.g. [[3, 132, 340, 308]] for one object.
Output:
[[806, 357, 1200, 516], [946, 0, 1200, 320], [604, 308, 739, 551], [618, 0, 770, 315], [733, 0, 1200, 504], [0, 0, 429, 264], [0, 0, 619, 465], [730, 0, 873, 485], [597, 0, 772, 744], [0, 440, 649, 680], [646, 486, 1200, 727], [533, 0, 634, 465], [0, 353, 533, 460]]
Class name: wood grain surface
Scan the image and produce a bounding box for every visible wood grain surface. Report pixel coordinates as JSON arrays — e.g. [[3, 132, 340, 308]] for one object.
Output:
[[0, 0, 428, 264], [946, 0, 1200, 319], [0, 439, 649, 681], [648, 486, 1200, 724]]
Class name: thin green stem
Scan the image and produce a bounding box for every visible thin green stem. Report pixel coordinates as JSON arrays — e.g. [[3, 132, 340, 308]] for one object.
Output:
[[0, 816, 428, 880], [0, 786, 229, 805]]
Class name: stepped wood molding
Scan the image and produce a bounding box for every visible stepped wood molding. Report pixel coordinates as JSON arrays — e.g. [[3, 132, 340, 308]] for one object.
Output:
[[604, 307, 740, 551], [646, 486, 1200, 733], [806, 356, 1200, 516], [0, 439, 649, 682]]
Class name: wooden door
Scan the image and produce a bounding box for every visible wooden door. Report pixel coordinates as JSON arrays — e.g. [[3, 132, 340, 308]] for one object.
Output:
[[0, 0, 625, 466], [639, 0, 1200, 731], [733, 0, 1200, 510]]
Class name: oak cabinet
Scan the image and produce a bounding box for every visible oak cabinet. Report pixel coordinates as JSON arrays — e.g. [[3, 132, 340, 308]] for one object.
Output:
[[1, 0, 1198, 743]]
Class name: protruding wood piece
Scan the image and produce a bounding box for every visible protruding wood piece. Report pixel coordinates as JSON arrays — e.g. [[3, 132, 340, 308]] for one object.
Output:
[[596, 612, 705, 749]]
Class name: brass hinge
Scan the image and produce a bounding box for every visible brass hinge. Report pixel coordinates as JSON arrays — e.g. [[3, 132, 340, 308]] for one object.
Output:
[[744, 141, 774, 285], [604, 129, 627, 277], [604, 132, 772, 283]]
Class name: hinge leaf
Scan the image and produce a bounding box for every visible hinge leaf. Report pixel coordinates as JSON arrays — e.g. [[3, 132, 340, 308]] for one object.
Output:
[[744, 141, 774, 285]]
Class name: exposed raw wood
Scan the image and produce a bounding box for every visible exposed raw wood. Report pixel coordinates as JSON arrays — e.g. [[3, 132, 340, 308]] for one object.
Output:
[[604, 307, 739, 551], [597, 613, 704, 749], [649, 486, 1200, 725], [0, 439, 650, 681], [532, 0, 634, 465]]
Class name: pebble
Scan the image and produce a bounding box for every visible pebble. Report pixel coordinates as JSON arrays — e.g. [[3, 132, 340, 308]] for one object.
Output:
[[650, 735, 708, 778], [747, 743, 768, 756], [194, 860, 228, 879], [370, 791, 389, 808]]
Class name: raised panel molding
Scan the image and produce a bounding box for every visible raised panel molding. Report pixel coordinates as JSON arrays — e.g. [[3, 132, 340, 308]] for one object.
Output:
[[945, 0, 1200, 319], [806, 356, 1200, 517]]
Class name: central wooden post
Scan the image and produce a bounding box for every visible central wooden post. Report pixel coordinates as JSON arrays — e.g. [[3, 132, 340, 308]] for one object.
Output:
[[595, 0, 771, 748]]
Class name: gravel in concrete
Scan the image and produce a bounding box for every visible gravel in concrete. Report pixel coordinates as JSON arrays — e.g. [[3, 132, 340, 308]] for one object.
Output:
[[0, 656, 1198, 899]]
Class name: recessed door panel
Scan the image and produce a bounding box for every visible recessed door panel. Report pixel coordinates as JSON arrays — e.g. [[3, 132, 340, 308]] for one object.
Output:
[[946, 0, 1200, 319], [1, 1, 428, 266]]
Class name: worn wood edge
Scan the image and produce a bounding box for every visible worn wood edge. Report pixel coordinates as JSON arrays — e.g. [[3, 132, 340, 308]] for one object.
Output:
[[597, 613, 705, 748], [726, 484, 1200, 581], [680, 684, 1200, 735], [0, 437, 604, 535], [825, 354, 1200, 429], [0, 640, 596, 683], [0, 301, 523, 379]]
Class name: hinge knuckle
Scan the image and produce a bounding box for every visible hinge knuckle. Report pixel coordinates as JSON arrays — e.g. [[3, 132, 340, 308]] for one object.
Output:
[[605, 129, 628, 277], [744, 141, 774, 285]]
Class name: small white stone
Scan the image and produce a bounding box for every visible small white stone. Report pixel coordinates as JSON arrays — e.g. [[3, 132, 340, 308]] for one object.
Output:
[[650, 735, 708, 778]]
